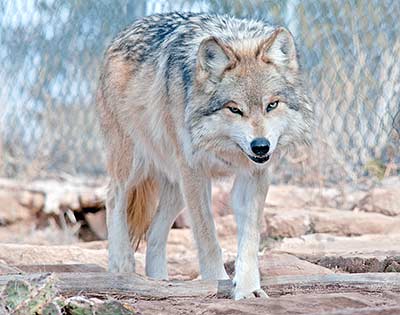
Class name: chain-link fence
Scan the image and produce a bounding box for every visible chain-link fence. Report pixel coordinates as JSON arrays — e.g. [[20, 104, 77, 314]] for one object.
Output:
[[1, 0, 399, 185]]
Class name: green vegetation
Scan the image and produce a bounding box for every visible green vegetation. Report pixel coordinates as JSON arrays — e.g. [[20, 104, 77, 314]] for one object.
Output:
[[0, 276, 137, 315]]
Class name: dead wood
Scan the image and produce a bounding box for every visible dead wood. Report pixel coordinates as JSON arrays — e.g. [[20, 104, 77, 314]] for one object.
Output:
[[0, 272, 399, 300]]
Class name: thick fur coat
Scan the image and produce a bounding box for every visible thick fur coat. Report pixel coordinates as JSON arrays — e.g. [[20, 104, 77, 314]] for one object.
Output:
[[97, 12, 313, 300]]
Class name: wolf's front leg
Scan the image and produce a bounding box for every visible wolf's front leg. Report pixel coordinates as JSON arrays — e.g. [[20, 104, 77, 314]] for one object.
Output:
[[180, 168, 229, 280], [231, 172, 269, 300]]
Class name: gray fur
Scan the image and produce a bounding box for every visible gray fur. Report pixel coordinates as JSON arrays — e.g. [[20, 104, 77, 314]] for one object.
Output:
[[98, 12, 314, 301]]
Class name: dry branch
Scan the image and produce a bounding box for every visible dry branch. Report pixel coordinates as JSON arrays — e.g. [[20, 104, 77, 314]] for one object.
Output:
[[0, 272, 399, 300]]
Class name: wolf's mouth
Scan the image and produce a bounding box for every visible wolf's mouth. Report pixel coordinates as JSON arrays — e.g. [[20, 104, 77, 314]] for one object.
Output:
[[235, 144, 271, 164], [247, 154, 270, 164]]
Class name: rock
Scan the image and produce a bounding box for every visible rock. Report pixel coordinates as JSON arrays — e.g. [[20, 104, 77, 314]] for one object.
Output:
[[259, 253, 334, 277], [272, 233, 400, 259], [79, 187, 106, 209], [84, 210, 107, 240], [358, 187, 400, 216], [17, 191, 45, 213], [225, 253, 333, 278], [309, 209, 400, 236], [266, 185, 367, 210], [265, 210, 311, 238], [264, 208, 400, 238], [0, 244, 108, 269], [266, 185, 317, 208], [267, 186, 336, 208], [0, 178, 106, 215], [0, 191, 32, 225]]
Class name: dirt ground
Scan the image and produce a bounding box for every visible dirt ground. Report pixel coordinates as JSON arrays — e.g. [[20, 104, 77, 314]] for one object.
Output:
[[0, 177, 399, 314]]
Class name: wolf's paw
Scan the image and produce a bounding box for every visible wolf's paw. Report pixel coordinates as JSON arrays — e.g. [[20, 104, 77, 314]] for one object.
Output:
[[232, 282, 269, 300]]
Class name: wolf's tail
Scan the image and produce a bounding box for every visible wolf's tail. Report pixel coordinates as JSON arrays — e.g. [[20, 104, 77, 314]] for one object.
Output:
[[125, 178, 159, 247]]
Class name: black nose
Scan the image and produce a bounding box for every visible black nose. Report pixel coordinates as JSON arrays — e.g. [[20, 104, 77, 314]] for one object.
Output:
[[250, 138, 270, 156]]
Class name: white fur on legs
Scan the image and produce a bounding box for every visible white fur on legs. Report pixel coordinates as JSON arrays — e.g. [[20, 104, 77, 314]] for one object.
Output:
[[146, 180, 183, 279], [231, 171, 269, 300], [107, 183, 136, 273], [181, 170, 229, 280]]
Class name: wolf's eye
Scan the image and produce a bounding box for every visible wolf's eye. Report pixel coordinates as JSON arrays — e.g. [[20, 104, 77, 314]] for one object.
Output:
[[266, 100, 279, 112], [227, 106, 243, 116]]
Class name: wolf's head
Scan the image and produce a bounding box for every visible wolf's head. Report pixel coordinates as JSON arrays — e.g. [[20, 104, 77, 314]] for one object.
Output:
[[190, 27, 313, 170]]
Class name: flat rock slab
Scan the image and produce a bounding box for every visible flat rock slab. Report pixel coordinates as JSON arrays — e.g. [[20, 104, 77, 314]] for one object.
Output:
[[212, 183, 368, 213], [0, 243, 108, 268], [225, 253, 333, 277], [273, 233, 400, 257], [358, 187, 400, 216], [136, 293, 400, 315], [264, 208, 400, 238], [265, 185, 367, 210]]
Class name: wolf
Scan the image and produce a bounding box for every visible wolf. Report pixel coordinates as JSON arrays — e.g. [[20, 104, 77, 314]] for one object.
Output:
[[97, 12, 313, 300]]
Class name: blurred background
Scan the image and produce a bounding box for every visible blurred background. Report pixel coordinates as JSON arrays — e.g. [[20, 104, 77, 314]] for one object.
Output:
[[1, 0, 399, 187], [0, 2, 399, 292]]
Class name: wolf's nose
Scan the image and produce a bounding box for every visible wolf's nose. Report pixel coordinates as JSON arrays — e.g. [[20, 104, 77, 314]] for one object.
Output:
[[250, 138, 270, 156]]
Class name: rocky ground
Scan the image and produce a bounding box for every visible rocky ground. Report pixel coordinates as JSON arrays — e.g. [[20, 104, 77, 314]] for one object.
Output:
[[0, 177, 399, 314]]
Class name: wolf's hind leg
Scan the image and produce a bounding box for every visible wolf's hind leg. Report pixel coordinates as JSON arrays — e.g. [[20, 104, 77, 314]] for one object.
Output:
[[107, 183, 136, 273], [146, 179, 183, 279]]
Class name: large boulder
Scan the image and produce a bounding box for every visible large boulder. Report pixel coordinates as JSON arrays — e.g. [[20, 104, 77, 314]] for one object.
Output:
[[358, 187, 400, 216], [264, 207, 400, 238]]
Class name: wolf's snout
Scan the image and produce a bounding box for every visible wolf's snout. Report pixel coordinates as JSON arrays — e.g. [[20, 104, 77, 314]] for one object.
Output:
[[250, 138, 270, 156]]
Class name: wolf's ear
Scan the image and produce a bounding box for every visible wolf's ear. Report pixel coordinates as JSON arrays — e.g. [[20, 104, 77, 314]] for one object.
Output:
[[257, 27, 298, 71], [197, 37, 238, 83]]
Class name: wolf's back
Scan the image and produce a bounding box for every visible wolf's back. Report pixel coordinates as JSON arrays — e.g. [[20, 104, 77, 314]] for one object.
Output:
[[105, 12, 273, 77]]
